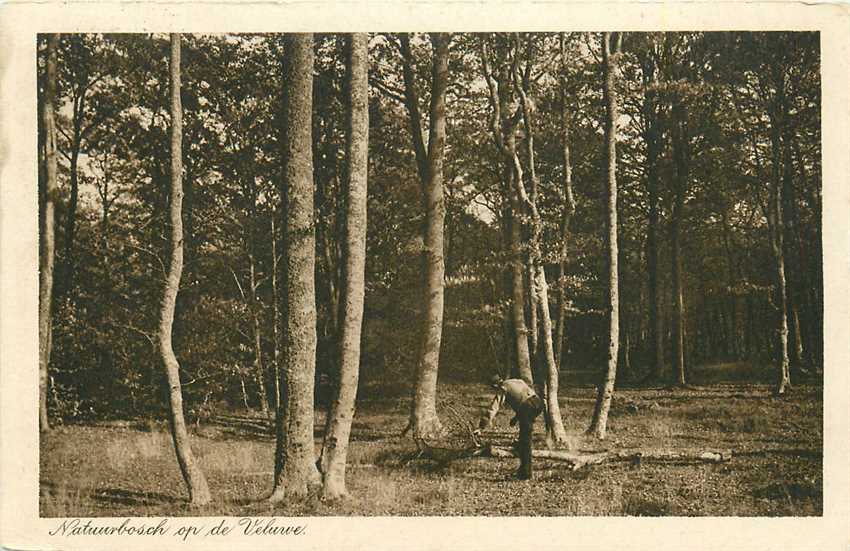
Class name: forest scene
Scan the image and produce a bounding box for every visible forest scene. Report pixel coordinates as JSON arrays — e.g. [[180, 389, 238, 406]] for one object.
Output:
[[38, 31, 822, 517]]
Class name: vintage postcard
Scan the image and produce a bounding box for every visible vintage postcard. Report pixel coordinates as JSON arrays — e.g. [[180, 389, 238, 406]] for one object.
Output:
[[1, 1, 848, 550]]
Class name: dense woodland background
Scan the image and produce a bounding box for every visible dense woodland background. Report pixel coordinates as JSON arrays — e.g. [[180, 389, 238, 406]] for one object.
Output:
[[38, 32, 821, 426]]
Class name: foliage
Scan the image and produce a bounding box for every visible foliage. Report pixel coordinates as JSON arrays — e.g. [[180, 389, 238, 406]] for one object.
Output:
[[38, 32, 821, 421]]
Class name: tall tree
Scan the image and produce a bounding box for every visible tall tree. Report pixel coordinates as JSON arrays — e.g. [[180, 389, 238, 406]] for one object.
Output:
[[670, 94, 689, 387], [39, 34, 60, 433], [768, 62, 792, 395], [270, 33, 322, 500], [553, 33, 578, 372], [480, 35, 534, 385], [509, 33, 569, 447], [399, 33, 451, 439], [160, 33, 212, 505], [589, 32, 623, 440], [55, 36, 117, 295], [240, 172, 270, 416], [637, 34, 666, 382], [320, 33, 369, 499]]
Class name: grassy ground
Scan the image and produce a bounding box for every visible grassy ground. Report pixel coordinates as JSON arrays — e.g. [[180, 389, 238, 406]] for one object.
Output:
[[40, 362, 822, 517]]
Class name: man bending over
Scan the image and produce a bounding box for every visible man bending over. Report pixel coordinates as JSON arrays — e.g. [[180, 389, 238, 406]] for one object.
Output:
[[473, 374, 543, 480]]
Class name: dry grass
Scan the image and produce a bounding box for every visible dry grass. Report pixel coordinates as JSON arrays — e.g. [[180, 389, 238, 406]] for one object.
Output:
[[40, 365, 822, 517]]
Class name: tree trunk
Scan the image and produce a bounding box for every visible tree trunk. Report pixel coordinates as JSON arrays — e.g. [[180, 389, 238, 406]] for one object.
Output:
[[769, 97, 791, 395], [781, 108, 805, 373], [622, 322, 631, 374], [527, 256, 539, 370], [239, 163, 270, 417], [486, 445, 744, 470], [271, 217, 281, 413], [160, 34, 212, 506], [62, 84, 88, 298], [670, 100, 688, 387], [480, 38, 533, 385], [509, 35, 568, 446], [554, 34, 577, 372], [721, 211, 742, 360], [792, 139, 822, 371], [499, 199, 518, 377], [248, 245, 269, 416], [400, 33, 451, 439], [63, 144, 80, 294], [240, 377, 250, 410], [589, 32, 622, 440], [641, 48, 665, 381], [507, 175, 534, 384], [535, 266, 569, 447], [772, 227, 791, 395], [270, 33, 322, 500], [39, 34, 60, 434], [320, 33, 369, 500]]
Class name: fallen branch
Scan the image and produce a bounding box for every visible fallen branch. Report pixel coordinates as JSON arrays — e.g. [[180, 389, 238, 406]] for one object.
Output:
[[404, 438, 487, 466]]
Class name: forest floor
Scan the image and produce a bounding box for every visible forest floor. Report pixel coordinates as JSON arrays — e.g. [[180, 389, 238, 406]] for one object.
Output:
[[40, 362, 822, 517]]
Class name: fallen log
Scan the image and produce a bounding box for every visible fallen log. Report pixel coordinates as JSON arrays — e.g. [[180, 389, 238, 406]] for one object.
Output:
[[485, 446, 733, 470], [406, 436, 819, 471]]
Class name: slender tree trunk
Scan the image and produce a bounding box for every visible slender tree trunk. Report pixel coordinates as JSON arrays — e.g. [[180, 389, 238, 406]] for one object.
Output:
[[554, 36, 576, 371], [622, 319, 632, 374], [589, 32, 622, 440], [63, 145, 80, 293], [670, 101, 688, 387], [527, 256, 539, 370], [271, 217, 281, 413], [248, 247, 269, 416], [39, 34, 60, 434], [160, 33, 211, 506], [773, 230, 791, 395], [240, 377, 250, 410], [240, 166, 270, 416], [270, 33, 321, 500], [781, 112, 805, 372], [320, 33, 369, 499], [235, 186, 269, 416], [769, 97, 791, 395], [793, 139, 822, 371], [400, 33, 451, 439], [321, 231, 341, 342], [721, 212, 742, 360]]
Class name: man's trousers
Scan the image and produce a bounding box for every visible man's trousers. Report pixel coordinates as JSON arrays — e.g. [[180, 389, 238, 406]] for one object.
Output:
[[516, 395, 544, 479]]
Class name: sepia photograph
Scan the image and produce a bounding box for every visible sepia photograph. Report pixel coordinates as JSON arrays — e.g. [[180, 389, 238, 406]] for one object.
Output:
[[2, 2, 849, 549], [34, 29, 825, 518]]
